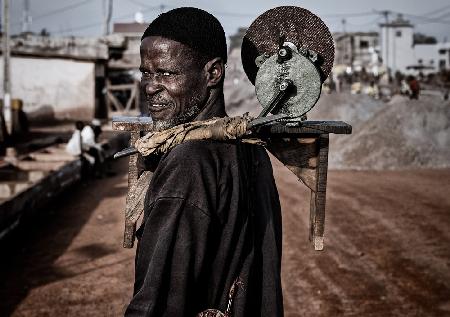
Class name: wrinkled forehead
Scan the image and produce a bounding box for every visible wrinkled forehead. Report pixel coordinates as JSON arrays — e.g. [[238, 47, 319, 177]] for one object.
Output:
[[140, 36, 196, 67]]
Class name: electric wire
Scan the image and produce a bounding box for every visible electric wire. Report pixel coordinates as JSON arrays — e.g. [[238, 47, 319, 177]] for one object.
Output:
[[11, 0, 92, 28]]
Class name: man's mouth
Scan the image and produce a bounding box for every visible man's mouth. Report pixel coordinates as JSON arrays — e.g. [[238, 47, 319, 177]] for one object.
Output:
[[147, 102, 173, 112], [150, 103, 167, 109]]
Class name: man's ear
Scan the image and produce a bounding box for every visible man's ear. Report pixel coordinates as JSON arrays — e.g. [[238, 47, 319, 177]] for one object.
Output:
[[204, 57, 225, 87]]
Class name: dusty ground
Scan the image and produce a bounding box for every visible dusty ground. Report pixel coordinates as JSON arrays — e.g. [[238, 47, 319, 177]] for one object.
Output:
[[1, 159, 450, 316]]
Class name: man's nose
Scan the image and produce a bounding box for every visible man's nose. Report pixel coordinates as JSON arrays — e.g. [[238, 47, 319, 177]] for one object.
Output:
[[143, 79, 162, 96]]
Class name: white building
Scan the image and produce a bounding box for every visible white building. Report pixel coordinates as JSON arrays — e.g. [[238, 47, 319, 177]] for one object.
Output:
[[410, 42, 450, 74], [333, 32, 380, 73], [380, 14, 415, 74], [380, 14, 450, 74]]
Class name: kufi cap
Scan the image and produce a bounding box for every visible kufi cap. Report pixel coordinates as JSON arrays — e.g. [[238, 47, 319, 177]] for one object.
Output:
[[142, 7, 227, 63]]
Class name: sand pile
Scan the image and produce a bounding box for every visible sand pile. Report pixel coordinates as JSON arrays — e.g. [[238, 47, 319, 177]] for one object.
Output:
[[319, 94, 450, 170], [224, 72, 260, 117], [224, 75, 450, 170]]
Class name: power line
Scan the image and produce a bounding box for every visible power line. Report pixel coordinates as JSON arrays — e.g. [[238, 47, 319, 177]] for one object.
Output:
[[125, 0, 165, 12], [12, 0, 92, 27], [209, 10, 254, 18], [346, 16, 382, 28], [33, 0, 92, 22], [51, 4, 159, 35], [55, 21, 101, 34], [393, 11, 450, 25], [373, 9, 450, 26], [322, 11, 377, 18], [435, 11, 450, 20], [423, 4, 450, 17], [410, 11, 450, 27], [126, 0, 254, 19]]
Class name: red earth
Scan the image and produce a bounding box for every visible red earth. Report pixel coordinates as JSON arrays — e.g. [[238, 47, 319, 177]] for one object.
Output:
[[1, 158, 449, 316]]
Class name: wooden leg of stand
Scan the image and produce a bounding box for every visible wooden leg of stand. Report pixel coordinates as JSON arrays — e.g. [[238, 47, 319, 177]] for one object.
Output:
[[123, 131, 139, 248], [309, 134, 329, 251]]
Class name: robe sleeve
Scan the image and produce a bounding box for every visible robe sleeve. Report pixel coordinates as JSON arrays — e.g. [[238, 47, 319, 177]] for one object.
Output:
[[125, 197, 213, 317]]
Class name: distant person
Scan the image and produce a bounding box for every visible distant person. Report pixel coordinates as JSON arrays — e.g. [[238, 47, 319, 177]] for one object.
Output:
[[81, 119, 106, 177], [65, 121, 84, 157], [408, 76, 420, 100], [400, 79, 411, 96], [365, 81, 379, 99], [66, 121, 95, 168], [91, 118, 103, 142]]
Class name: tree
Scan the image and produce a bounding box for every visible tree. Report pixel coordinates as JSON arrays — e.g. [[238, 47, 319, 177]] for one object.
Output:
[[413, 33, 437, 45]]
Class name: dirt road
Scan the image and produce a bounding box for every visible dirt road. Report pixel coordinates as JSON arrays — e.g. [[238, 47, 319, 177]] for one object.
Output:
[[1, 159, 449, 316]]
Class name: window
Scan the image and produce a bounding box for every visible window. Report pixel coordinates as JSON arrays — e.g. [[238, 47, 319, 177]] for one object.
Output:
[[396, 31, 402, 37], [439, 60, 446, 70], [418, 59, 423, 64], [439, 49, 446, 55], [360, 40, 369, 49]]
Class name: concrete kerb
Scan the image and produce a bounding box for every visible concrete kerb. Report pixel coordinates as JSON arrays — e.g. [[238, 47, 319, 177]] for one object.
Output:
[[0, 129, 129, 242]]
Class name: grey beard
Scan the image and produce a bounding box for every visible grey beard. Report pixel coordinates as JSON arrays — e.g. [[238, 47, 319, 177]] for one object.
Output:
[[152, 105, 202, 131]]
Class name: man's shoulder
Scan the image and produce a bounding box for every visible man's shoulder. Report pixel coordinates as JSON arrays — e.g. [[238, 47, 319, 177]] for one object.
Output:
[[165, 140, 238, 167], [147, 141, 238, 213]]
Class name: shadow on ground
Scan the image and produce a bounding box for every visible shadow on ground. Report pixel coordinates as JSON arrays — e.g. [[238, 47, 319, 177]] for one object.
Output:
[[0, 160, 128, 316]]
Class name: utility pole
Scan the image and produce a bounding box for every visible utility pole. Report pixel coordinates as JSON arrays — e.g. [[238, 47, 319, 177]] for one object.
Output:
[[341, 18, 347, 34], [2, 0, 12, 135], [102, 0, 113, 36], [22, 0, 31, 33], [379, 10, 391, 72]]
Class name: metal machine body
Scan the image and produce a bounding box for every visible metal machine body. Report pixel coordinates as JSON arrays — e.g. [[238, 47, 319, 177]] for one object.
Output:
[[254, 42, 322, 121]]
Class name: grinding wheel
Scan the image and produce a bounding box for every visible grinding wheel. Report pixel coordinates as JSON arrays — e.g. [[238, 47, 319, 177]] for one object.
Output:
[[241, 6, 334, 118], [241, 6, 334, 85]]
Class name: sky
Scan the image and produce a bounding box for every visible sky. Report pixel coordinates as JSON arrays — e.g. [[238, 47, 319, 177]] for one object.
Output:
[[7, 0, 450, 42]]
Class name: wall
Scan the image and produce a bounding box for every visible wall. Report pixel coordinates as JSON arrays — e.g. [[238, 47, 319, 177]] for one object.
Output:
[[0, 57, 95, 122], [334, 33, 379, 71], [414, 44, 439, 72], [381, 25, 415, 73], [412, 43, 450, 73], [436, 43, 450, 70]]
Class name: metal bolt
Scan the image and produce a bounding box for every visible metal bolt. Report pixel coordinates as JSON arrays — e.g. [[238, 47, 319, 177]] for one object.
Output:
[[278, 48, 287, 57], [280, 81, 289, 91]]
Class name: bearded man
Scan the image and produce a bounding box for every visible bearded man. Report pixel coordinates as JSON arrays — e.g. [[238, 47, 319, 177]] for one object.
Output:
[[125, 7, 283, 316]]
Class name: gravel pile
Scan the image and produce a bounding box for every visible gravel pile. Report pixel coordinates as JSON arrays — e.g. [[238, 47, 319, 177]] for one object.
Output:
[[224, 73, 450, 169], [317, 94, 450, 170]]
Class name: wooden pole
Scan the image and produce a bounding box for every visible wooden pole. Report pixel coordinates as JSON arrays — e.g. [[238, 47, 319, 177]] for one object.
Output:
[[2, 0, 11, 135], [102, 0, 113, 36]]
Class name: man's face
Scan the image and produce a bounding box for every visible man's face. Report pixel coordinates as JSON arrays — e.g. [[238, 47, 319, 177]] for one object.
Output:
[[140, 36, 208, 127]]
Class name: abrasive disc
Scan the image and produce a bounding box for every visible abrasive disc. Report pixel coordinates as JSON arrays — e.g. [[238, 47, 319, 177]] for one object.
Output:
[[241, 6, 334, 85]]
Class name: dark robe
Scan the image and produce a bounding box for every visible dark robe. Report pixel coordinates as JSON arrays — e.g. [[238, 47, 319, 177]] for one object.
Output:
[[125, 138, 283, 316]]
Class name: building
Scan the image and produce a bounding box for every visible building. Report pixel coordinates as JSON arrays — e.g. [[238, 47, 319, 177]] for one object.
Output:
[[379, 15, 416, 74], [380, 13, 450, 75], [333, 32, 380, 72], [380, 14, 416, 74], [410, 42, 450, 74], [109, 22, 147, 69], [0, 33, 108, 122], [108, 22, 149, 115]]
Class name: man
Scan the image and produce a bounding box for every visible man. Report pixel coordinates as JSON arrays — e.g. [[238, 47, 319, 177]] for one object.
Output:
[[125, 8, 283, 316]]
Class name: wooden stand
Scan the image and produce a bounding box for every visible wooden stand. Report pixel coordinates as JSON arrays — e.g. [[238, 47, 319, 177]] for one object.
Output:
[[112, 117, 351, 250], [256, 122, 352, 250]]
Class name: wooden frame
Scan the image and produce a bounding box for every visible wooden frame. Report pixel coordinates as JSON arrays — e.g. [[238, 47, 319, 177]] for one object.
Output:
[[112, 117, 352, 250], [105, 80, 140, 114]]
